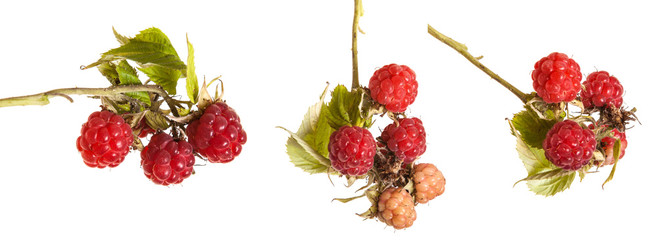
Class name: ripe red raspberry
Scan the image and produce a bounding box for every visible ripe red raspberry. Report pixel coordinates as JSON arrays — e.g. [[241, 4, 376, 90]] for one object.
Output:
[[328, 126, 376, 176], [543, 120, 596, 170], [378, 187, 416, 230], [186, 102, 247, 163], [368, 64, 418, 113], [531, 52, 582, 103], [141, 133, 195, 185], [380, 117, 426, 164], [581, 71, 624, 109], [600, 128, 627, 166], [76, 110, 134, 168], [413, 163, 445, 204]]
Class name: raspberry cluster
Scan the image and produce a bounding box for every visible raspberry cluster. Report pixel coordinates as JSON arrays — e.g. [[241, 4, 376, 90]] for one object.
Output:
[[314, 63, 444, 229], [528, 52, 632, 174], [76, 99, 247, 186]]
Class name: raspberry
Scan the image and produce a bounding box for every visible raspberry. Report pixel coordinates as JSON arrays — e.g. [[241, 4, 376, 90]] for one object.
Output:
[[413, 163, 445, 204], [186, 102, 247, 163], [380, 117, 426, 164], [368, 64, 418, 113], [141, 133, 195, 185], [531, 52, 582, 103], [76, 110, 134, 168], [600, 128, 627, 166], [328, 126, 376, 176], [377, 187, 416, 230], [543, 120, 596, 170], [581, 71, 624, 109]]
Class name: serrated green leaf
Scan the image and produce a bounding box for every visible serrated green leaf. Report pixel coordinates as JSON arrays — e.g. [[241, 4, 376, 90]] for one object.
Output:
[[513, 127, 574, 196], [186, 35, 199, 103], [326, 85, 369, 128], [281, 85, 336, 174], [144, 110, 170, 130], [515, 136, 552, 176], [303, 105, 335, 158], [139, 65, 181, 95], [527, 172, 576, 196], [514, 168, 573, 186], [104, 28, 186, 70], [280, 127, 332, 174], [512, 105, 558, 149], [112, 26, 129, 45], [116, 60, 151, 106], [97, 62, 119, 85]]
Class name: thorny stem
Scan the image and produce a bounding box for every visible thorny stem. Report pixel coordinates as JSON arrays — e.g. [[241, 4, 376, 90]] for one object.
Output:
[[427, 25, 530, 104], [0, 85, 180, 116], [351, 0, 363, 90]]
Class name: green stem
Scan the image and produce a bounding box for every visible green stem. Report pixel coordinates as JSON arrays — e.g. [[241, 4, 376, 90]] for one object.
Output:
[[427, 24, 529, 104], [351, 0, 363, 90], [0, 85, 179, 116]]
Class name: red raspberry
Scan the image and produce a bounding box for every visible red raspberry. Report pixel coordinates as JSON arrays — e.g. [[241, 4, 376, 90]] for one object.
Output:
[[186, 102, 247, 163], [380, 117, 426, 164], [368, 64, 418, 113], [531, 52, 582, 103], [600, 128, 627, 166], [328, 126, 376, 176], [543, 120, 596, 170], [413, 163, 445, 204], [76, 110, 134, 168], [141, 133, 195, 185], [378, 187, 417, 230], [581, 71, 624, 109]]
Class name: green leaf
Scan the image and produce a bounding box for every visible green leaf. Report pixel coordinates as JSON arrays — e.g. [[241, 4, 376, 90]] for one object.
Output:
[[112, 26, 129, 45], [138, 65, 181, 95], [144, 110, 170, 131], [104, 28, 186, 70], [515, 135, 552, 176], [97, 62, 119, 85], [116, 60, 151, 106], [281, 85, 335, 174], [514, 131, 574, 196], [326, 85, 369, 128], [602, 139, 622, 189], [512, 105, 558, 149], [186, 35, 199, 103], [527, 172, 576, 196], [280, 127, 332, 174], [514, 168, 573, 187], [303, 105, 335, 158]]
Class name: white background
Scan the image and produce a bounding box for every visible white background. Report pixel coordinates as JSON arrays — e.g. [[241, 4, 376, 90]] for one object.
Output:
[[0, 0, 655, 239]]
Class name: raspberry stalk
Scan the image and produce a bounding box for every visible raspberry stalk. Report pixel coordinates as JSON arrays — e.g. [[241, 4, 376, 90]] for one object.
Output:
[[0, 85, 180, 116], [351, 0, 364, 90], [427, 24, 530, 104]]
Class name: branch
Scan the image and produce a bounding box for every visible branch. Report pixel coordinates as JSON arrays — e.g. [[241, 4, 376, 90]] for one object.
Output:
[[427, 24, 529, 103], [0, 85, 180, 116], [351, 0, 364, 90]]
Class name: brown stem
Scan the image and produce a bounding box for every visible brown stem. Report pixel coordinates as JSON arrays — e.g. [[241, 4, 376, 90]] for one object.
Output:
[[0, 85, 179, 116], [351, 0, 363, 90], [427, 24, 530, 104]]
